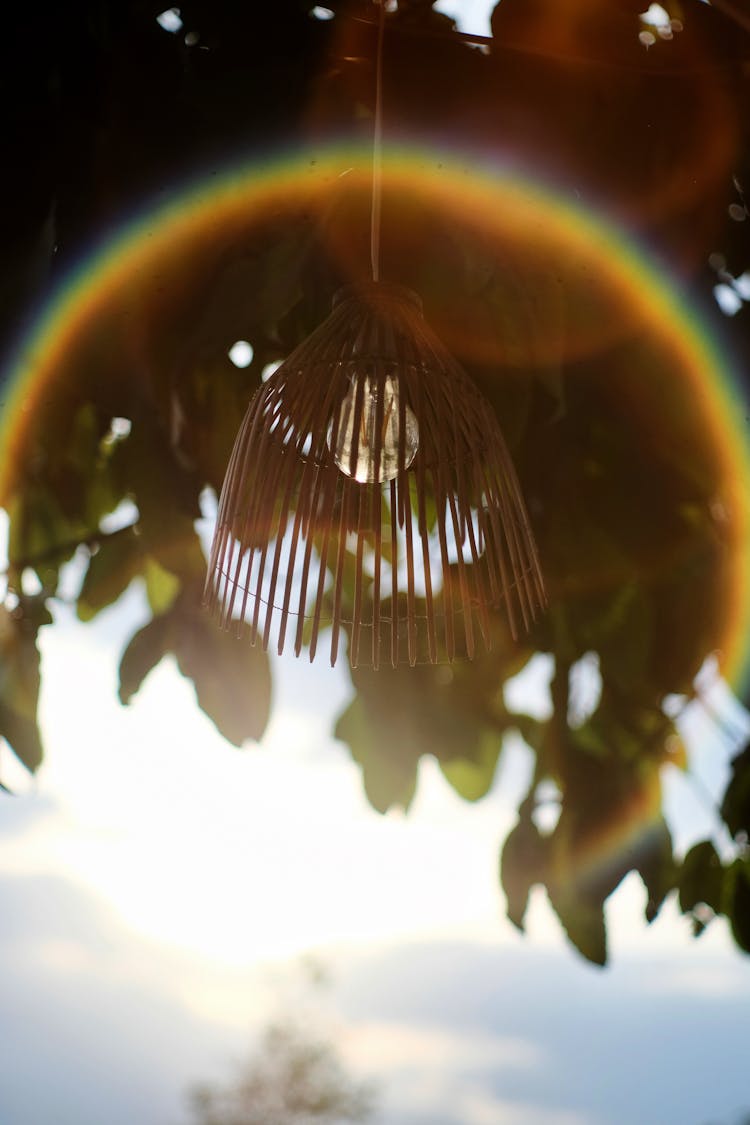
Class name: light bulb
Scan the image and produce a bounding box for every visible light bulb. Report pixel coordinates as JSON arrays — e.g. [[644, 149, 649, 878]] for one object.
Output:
[[328, 372, 419, 483]]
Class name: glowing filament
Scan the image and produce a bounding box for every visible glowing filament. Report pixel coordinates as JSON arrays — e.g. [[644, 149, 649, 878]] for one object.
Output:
[[328, 372, 419, 483]]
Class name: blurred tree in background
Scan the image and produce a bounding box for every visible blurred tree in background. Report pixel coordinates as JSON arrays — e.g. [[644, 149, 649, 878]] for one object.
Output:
[[187, 1021, 374, 1125], [1, 0, 750, 964]]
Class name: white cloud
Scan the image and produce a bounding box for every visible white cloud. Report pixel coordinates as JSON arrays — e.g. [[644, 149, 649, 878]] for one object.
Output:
[[641, 962, 750, 999], [0, 872, 747, 1125], [446, 1090, 592, 1125], [342, 1021, 543, 1077]]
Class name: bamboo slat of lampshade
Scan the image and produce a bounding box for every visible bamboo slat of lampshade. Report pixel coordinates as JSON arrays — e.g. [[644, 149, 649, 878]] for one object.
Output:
[[204, 281, 545, 668]]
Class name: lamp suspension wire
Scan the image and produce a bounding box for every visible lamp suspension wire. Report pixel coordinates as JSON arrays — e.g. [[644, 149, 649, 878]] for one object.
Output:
[[370, 0, 385, 282]]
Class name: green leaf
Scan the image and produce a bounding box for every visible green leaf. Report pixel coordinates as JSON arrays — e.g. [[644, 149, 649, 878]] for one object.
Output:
[[78, 528, 142, 621], [635, 817, 675, 923], [334, 658, 497, 814], [596, 582, 652, 691], [439, 731, 501, 801], [541, 811, 625, 967], [0, 703, 43, 775], [720, 744, 750, 839], [119, 614, 173, 704], [66, 402, 101, 475], [727, 860, 750, 954], [509, 713, 546, 754], [144, 557, 181, 615], [548, 885, 608, 967], [7, 487, 79, 588], [119, 598, 271, 746], [500, 813, 548, 931], [185, 358, 256, 490], [139, 513, 207, 585], [172, 611, 271, 746], [182, 226, 311, 357], [678, 840, 724, 916], [109, 424, 204, 580], [334, 695, 418, 814], [0, 603, 46, 773]]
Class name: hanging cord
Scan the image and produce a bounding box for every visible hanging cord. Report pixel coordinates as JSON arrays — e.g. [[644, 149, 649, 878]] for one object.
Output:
[[370, 0, 386, 282], [711, 0, 750, 35]]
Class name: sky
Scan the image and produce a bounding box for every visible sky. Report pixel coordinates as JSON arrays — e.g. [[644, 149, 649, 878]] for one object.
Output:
[[2, 2, 750, 1125], [434, 0, 493, 35], [3, 568, 750, 1125]]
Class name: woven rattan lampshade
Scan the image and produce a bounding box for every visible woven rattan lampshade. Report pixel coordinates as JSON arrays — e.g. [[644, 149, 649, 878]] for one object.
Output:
[[205, 281, 545, 668]]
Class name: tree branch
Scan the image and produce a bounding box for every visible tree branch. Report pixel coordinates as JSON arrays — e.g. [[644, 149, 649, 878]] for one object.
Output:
[[2, 521, 139, 582]]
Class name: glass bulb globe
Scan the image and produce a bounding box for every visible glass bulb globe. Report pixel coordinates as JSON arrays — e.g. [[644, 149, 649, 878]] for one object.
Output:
[[328, 372, 419, 483]]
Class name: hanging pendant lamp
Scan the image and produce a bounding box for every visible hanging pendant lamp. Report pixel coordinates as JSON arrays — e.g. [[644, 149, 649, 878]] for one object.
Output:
[[204, 1, 546, 668], [205, 281, 545, 668]]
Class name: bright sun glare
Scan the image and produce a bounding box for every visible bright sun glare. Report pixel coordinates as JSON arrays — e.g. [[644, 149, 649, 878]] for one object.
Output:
[[17, 582, 530, 967], [5, 576, 728, 975]]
